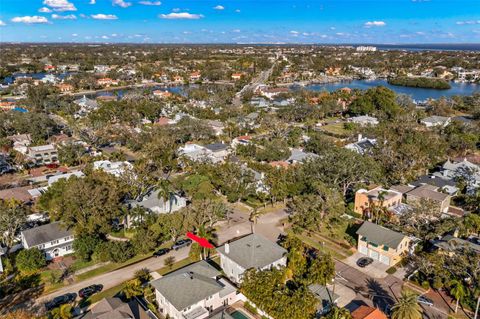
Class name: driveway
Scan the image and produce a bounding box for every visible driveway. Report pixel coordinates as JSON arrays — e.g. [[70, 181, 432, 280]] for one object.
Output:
[[216, 208, 287, 244], [343, 252, 390, 279]]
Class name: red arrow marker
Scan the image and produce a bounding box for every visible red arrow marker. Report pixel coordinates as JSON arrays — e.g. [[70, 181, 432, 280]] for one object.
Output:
[[187, 232, 214, 249]]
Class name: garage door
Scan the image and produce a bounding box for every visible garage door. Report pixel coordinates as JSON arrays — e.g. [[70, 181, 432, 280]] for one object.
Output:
[[359, 245, 368, 255], [379, 254, 390, 265], [369, 250, 379, 260]]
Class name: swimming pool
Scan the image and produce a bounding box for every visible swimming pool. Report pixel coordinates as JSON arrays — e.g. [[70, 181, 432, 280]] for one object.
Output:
[[230, 310, 250, 319]]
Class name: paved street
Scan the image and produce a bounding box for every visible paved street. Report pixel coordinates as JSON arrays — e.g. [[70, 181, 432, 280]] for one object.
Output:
[[30, 246, 190, 312]]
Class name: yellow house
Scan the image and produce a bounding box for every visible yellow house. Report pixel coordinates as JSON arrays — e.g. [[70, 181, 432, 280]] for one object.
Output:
[[356, 221, 410, 266]]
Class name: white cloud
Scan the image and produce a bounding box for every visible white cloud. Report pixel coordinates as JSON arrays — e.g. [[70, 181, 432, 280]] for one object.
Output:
[[91, 13, 118, 20], [39, 7, 52, 13], [213, 5, 224, 10], [235, 9, 240, 13], [101, 35, 109, 39], [0, 20, 6, 26], [52, 14, 76, 19], [456, 20, 480, 25], [89, 0, 96, 4], [159, 12, 204, 19], [79, 13, 87, 18], [72, 33, 78, 36], [43, 0, 76, 12], [232, 29, 241, 33], [139, 1, 161, 5], [113, 0, 131, 8], [290, 30, 299, 34], [11, 16, 50, 24], [364, 21, 386, 27]]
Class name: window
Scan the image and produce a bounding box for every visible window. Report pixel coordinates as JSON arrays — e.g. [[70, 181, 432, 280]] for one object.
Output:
[[369, 242, 378, 247], [383, 245, 389, 251], [51, 240, 59, 245]]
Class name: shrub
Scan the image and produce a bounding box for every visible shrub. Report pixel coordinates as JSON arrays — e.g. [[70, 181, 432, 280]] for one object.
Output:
[[73, 235, 102, 261], [134, 268, 152, 283], [421, 281, 430, 290], [15, 248, 46, 273], [244, 301, 258, 315], [386, 266, 397, 274], [92, 241, 134, 263]]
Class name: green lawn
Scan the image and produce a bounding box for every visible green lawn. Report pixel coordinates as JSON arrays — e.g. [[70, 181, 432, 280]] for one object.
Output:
[[295, 231, 353, 260], [319, 122, 352, 137], [155, 257, 195, 275]]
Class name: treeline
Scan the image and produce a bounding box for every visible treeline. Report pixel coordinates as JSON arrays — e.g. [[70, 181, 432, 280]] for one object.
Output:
[[388, 76, 451, 90]]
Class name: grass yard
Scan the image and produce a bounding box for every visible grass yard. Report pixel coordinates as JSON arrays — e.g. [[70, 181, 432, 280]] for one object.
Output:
[[319, 122, 352, 137], [155, 257, 195, 275]]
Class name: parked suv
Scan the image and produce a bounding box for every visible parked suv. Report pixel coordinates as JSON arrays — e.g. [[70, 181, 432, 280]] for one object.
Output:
[[153, 248, 170, 257], [172, 239, 192, 250], [45, 293, 77, 311], [79, 284, 103, 299], [356, 257, 374, 268]]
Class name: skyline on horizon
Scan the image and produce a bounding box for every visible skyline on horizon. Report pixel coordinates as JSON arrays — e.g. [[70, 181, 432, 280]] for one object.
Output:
[[0, 0, 479, 44]]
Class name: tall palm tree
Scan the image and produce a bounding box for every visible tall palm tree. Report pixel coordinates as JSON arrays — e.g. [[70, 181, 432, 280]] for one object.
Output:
[[449, 280, 466, 313], [391, 291, 422, 319], [157, 179, 176, 213], [326, 306, 352, 319]]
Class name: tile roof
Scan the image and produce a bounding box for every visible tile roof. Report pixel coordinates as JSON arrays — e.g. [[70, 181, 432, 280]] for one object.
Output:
[[351, 306, 388, 319]]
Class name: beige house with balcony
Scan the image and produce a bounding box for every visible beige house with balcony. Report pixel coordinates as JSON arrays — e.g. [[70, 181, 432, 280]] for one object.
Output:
[[356, 221, 410, 266], [354, 187, 403, 216]]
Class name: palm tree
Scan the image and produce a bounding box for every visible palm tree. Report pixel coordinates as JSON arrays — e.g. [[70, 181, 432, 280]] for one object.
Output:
[[249, 207, 261, 233], [449, 280, 466, 313], [391, 291, 422, 319], [326, 306, 352, 319], [157, 179, 176, 213]]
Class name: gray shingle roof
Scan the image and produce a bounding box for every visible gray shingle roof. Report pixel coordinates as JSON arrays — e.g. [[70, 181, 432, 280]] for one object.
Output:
[[83, 297, 149, 319], [217, 233, 287, 269], [150, 261, 224, 311], [356, 221, 406, 249], [21, 222, 73, 247]]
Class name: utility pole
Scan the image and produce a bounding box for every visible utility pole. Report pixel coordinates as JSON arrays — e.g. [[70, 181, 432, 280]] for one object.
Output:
[[474, 294, 479, 319]]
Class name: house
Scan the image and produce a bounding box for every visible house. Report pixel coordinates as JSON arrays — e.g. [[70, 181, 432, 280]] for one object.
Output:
[[205, 120, 225, 136], [93, 160, 133, 177], [56, 83, 74, 93], [308, 284, 339, 316], [409, 175, 458, 196], [231, 73, 244, 80], [153, 90, 173, 99], [353, 187, 403, 216], [179, 143, 229, 164], [404, 184, 451, 213], [7, 133, 32, 154], [356, 221, 410, 266], [437, 158, 480, 191], [0, 186, 35, 204], [432, 232, 480, 256], [190, 72, 202, 82], [97, 78, 118, 87], [204, 143, 230, 161], [74, 95, 98, 117], [83, 297, 149, 319], [0, 154, 14, 175], [260, 87, 289, 99], [231, 136, 252, 149], [26, 144, 58, 165], [421, 115, 451, 128], [286, 149, 319, 164], [21, 222, 74, 260], [216, 233, 287, 283], [345, 135, 377, 155], [348, 115, 379, 126], [127, 189, 187, 215], [351, 306, 388, 319], [150, 261, 239, 319]]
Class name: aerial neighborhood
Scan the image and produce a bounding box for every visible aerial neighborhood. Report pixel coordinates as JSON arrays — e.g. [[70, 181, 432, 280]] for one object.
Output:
[[0, 42, 479, 319]]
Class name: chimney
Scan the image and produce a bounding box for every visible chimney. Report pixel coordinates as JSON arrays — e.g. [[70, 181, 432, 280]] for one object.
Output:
[[453, 228, 459, 238], [358, 134, 363, 142], [225, 243, 230, 254]]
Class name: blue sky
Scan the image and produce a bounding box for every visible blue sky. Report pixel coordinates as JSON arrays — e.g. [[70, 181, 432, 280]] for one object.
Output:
[[0, 0, 479, 43]]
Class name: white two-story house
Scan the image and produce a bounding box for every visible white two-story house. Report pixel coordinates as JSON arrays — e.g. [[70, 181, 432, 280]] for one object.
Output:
[[21, 222, 74, 260], [216, 233, 287, 283], [150, 261, 239, 319]]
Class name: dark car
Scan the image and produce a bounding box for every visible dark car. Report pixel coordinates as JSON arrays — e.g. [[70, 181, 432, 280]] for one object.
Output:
[[172, 239, 192, 250], [78, 284, 103, 299], [417, 295, 434, 307], [153, 248, 170, 257], [45, 293, 77, 311], [356, 257, 374, 268]]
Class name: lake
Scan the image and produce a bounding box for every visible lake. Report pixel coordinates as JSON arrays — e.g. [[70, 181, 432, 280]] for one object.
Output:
[[301, 79, 480, 101]]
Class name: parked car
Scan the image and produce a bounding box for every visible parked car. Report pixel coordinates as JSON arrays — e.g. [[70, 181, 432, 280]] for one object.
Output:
[[45, 293, 77, 311], [153, 248, 170, 257], [172, 239, 192, 250], [417, 295, 434, 307], [79, 284, 103, 299], [356, 257, 374, 268]]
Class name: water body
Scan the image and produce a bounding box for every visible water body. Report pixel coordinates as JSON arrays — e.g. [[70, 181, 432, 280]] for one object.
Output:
[[301, 79, 480, 101]]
